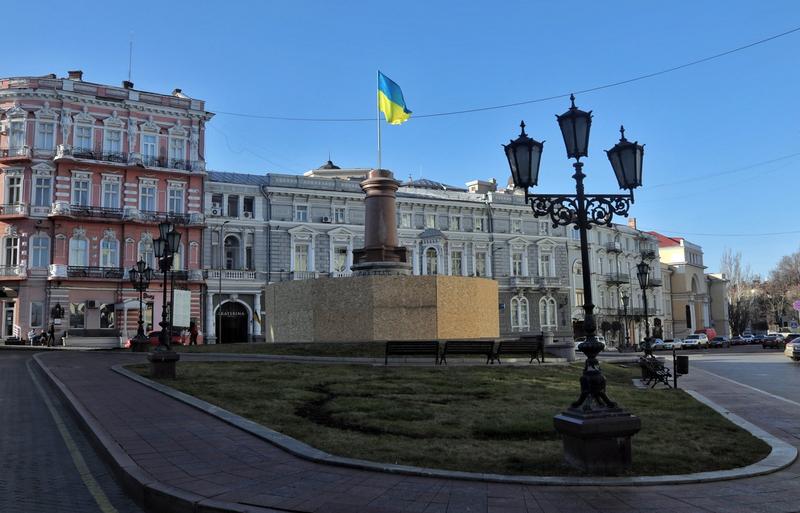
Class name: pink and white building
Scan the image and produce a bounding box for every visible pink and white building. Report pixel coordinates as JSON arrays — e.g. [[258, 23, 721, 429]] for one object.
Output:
[[0, 71, 213, 346]]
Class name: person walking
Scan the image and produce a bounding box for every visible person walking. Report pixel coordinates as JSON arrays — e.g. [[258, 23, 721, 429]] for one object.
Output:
[[189, 320, 198, 345]]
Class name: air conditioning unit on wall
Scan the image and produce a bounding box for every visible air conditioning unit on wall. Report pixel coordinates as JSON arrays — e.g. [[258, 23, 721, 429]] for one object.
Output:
[[243, 211, 252, 219], [86, 300, 97, 309], [210, 207, 221, 216], [321, 216, 332, 223]]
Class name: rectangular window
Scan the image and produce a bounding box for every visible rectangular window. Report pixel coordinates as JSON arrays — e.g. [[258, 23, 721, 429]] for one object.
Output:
[[449, 216, 461, 231], [227, 195, 239, 217], [334, 207, 346, 224], [246, 246, 253, 270], [33, 177, 52, 207], [294, 244, 309, 271], [425, 213, 436, 229], [75, 126, 92, 151], [72, 178, 90, 206], [168, 188, 184, 214], [511, 219, 522, 234], [538, 221, 549, 236], [9, 121, 25, 149], [576, 290, 584, 308], [243, 196, 255, 216], [295, 205, 308, 222], [5, 237, 18, 266], [7, 177, 21, 204], [539, 253, 552, 277], [30, 302, 44, 328], [474, 217, 485, 232], [103, 130, 122, 155], [102, 181, 120, 208], [511, 252, 523, 277], [139, 184, 156, 211], [37, 122, 55, 150], [333, 247, 347, 272], [169, 138, 185, 165], [571, 229, 580, 241], [451, 251, 462, 275], [475, 252, 487, 277], [142, 133, 157, 165], [211, 193, 223, 209], [69, 303, 85, 329], [399, 212, 412, 228], [31, 236, 49, 268]]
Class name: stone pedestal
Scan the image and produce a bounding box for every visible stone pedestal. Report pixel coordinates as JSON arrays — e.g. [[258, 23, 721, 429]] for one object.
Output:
[[554, 408, 641, 474], [131, 334, 150, 353], [147, 350, 180, 379], [351, 169, 412, 276]]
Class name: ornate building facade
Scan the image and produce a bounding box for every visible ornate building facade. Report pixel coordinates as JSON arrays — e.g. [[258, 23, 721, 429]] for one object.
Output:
[[0, 72, 212, 345]]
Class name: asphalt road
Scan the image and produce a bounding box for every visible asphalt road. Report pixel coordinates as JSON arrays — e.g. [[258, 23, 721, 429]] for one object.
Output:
[[665, 345, 800, 403], [0, 351, 145, 513]]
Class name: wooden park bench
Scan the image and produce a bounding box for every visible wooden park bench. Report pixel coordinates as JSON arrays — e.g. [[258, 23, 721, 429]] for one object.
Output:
[[639, 356, 672, 388], [440, 339, 496, 365], [493, 337, 544, 364], [384, 340, 440, 365]]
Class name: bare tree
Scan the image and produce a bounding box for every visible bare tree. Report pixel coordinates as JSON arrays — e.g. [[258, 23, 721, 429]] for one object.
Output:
[[720, 248, 755, 335]]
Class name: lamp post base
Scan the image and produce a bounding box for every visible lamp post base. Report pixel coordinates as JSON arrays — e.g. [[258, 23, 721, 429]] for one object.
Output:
[[554, 407, 641, 474], [131, 334, 150, 353], [147, 350, 180, 379]]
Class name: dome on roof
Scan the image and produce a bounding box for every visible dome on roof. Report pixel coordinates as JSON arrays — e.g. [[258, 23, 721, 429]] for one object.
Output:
[[318, 159, 341, 170]]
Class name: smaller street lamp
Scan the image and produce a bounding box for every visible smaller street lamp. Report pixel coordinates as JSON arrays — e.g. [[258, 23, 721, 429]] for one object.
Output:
[[620, 291, 630, 349], [129, 259, 153, 352], [636, 260, 651, 354], [147, 221, 182, 379]]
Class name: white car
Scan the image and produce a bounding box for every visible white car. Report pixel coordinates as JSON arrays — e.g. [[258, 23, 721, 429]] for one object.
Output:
[[785, 340, 800, 360], [663, 338, 683, 350], [683, 334, 709, 349], [574, 336, 606, 352]]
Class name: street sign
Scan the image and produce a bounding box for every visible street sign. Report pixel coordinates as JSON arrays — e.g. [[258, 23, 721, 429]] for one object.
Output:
[[793, 300, 800, 311], [792, 321, 799, 330]]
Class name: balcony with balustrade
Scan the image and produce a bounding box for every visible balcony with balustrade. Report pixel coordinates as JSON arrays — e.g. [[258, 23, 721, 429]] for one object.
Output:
[[605, 241, 623, 253], [0, 203, 28, 219], [55, 145, 205, 172], [206, 269, 258, 281], [0, 265, 27, 280], [66, 266, 125, 280], [48, 202, 202, 226], [292, 271, 319, 280], [509, 275, 567, 290], [0, 146, 32, 163], [605, 272, 630, 285]]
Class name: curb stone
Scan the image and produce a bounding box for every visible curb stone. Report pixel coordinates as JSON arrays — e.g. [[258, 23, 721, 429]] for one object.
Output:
[[113, 361, 797, 486]]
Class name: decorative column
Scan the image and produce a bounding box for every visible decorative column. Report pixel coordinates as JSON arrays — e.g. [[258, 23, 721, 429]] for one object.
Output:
[[253, 293, 262, 336], [351, 169, 412, 276], [206, 293, 216, 343]]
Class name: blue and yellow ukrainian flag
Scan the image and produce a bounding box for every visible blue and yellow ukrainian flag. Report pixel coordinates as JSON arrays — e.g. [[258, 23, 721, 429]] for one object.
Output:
[[378, 71, 412, 125]]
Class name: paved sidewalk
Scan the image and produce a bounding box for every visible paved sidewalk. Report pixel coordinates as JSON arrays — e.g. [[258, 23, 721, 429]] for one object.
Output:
[[34, 351, 800, 513]]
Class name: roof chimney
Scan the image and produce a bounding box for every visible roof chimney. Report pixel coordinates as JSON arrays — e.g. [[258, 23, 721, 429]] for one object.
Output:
[[67, 70, 83, 81], [627, 217, 637, 230], [122, 80, 134, 89]]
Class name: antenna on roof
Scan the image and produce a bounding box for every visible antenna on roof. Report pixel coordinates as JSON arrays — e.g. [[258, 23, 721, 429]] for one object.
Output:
[[128, 31, 134, 83]]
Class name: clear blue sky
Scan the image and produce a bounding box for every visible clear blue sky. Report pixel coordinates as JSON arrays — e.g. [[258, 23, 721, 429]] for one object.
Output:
[[6, 1, 800, 277]]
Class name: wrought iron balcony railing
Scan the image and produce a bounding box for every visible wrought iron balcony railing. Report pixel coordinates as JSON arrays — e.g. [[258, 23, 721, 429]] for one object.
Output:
[[206, 269, 258, 280], [605, 241, 623, 253], [0, 203, 27, 216], [67, 266, 125, 279], [55, 145, 204, 171], [0, 265, 26, 278], [0, 146, 32, 159], [606, 272, 630, 284], [65, 204, 125, 219]]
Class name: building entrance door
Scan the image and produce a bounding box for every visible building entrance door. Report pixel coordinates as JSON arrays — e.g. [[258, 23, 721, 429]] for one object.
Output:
[[4, 302, 15, 338], [217, 301, 248, 344]]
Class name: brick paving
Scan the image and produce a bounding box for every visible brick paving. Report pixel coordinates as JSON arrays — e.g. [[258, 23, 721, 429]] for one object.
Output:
[[34, 351, 800, 513], [0, 351, 145, 513]]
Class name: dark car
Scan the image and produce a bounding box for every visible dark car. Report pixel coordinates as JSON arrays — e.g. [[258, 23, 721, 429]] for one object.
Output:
[[126, 327, 184, 348], [763, 334, 785, 349], [710, 336, 729, 348]]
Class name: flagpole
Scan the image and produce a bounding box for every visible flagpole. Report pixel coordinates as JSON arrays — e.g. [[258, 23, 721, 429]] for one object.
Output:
[[377, 70, 382, 171]]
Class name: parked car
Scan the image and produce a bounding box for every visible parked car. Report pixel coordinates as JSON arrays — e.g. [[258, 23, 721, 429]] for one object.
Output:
[[784, 333, 800, 344], [710, 336, 730, 348], [663, 338, 683, 350], [683, 333, 709, 349], [785, 339, 800, 360], [762, 334, 785, 349], [648, 338, 665, 351], [574, 336, 606, 351], [740, 334, 755, 344], [125, 328, 184, 349], [729, 335, 745, 345]]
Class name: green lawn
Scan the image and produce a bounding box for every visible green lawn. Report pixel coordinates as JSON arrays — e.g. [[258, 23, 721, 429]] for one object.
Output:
[[176, 342, 387, 358], [134, 361, 770, 476]]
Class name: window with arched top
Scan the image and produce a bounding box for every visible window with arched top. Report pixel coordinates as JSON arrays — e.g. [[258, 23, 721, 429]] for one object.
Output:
[[539, 296, 557, 330], [224, 235, 240, 270], [69, 236, 88, 266], [172, 243, 184, 271], [511, 296, 530, 332], [425, 247, 438, 275]]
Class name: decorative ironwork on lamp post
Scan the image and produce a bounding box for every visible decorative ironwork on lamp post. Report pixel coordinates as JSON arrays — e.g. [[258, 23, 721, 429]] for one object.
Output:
[[128, 259, 153, 352], [152, 221, 181, 351], [504, 94, 645, 410]]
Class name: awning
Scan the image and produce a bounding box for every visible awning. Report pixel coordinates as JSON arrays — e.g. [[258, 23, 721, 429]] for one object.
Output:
[[0, 287, 18, 298]]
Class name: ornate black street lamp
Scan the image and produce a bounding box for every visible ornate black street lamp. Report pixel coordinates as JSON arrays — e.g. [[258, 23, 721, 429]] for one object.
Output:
[[128, 259, 153, 352], [620, 290, 630, 349], [636, 259, 651, 353], [503, 94, 644, 472], [147, 221, 182, 379]]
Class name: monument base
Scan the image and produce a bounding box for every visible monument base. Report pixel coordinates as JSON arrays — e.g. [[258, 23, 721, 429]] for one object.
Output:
[[147, 350, 180, 379], [264, 275, 499, 343], [351, 261, 412, 276], [554, 407, 641, 474]]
